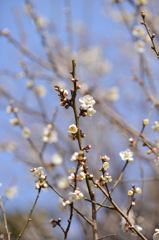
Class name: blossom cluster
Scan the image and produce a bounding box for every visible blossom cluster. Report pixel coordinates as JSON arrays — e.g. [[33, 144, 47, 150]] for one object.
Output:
[[58, 198, 70, 212], [79, 95, 96, 118], [68, 165, 86, 183], [69, 189, 84, 202], [127, 187, 142, 196], [42, 124, 58, 143], [31, 167, 48, 189]]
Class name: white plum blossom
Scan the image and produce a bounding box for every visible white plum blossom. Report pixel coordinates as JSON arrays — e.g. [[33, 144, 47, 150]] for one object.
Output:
[[136, 187, 142, 194], [119, 149, 134, 162], [71, 152, 79, 161], [32, 167, 44, 178], [57, 177, 69, 189], [87, 107, 96, 118], [68, 173, 75, 183], [152, 122, 159, 132], [52, 153, 63, 165], [68, 124, 78, 133], [69, 189, 84, 202], [153, 229, 159, 240], [104, 174, 112, 183], [79, 95, 96, 118], [105, 86, 120, 102], [132, 26, 145, 37], [79, 171, 86, 180], [10, 118, 19, 125], [31, 167, 48, 189], [68, 124, 78, 140], [103, 162, 110, 169], [59, 198, 70, 211], [6, 106, 13, 114], [134, 40, 145, 53], [128, 190, 134, 196], [42, 126, 58, 143], [22, 127, 31, 139], [79, 95, 95, 109]]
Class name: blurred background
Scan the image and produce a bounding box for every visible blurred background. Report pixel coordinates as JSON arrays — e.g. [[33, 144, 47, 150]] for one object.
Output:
[[0, 0, 159, 239]]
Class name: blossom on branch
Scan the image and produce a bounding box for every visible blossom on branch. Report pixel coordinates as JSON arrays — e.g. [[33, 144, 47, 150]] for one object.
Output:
[[119, 149, 134, 162]]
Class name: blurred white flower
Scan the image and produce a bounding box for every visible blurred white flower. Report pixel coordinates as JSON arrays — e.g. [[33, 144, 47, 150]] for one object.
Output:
[[32, 167, 44, 178], [5, 186, 18, 199], [103, 162, 110, 169], [6, 106, 13, 114], [26, 80, 34, 88], [42, 128, 58, 143], [10, 118, 19, 125], [36, 15, 48, 28], [57, 177, 69, 189], [136, 0, 148, 4], [119, 149, 134, 162], [152, 121, 159, 132], [132, 26, 145, 37], [59, 198, 70, 211], [153, 229, 159, 240], [71, 152, 79, 161], [105, 86, 120, 101], [69, 189, 84, 202], [0, 183, 2, 187], [87, 107, 96, 118], [35, 85, 46, 97], [22, 127, 31, 139], [136, 187, 142, 194], [134, 40, 145, 53], [52, 153, 63, 165]]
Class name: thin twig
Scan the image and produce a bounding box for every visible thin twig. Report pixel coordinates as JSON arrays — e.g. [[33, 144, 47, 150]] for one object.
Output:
[[16, 188, 41, 240], [0, 196, 11, 240]]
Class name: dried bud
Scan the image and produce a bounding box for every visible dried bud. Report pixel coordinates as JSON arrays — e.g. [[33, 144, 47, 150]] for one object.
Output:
[[152, 33, 156, 38]]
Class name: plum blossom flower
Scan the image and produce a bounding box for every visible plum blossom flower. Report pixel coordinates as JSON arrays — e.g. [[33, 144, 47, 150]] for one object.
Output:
[[79, 95, 96, 118], [31, 167, 48, 189], [153, 229, 159, 240], [132, 26, 145, 37], [68, 124, 78, 133], [22, 127, 31, 138], [119, 149, 134, 162], [52, 153, 63, 165], [79, 95, 95, 108], [103, 162, 110, 169], [71, 152, 79, 161], [134, 40, 145, 53], [152, 121, 159, 132], [87, 107, 96, 118], [69, 189, 84, 202], [59, 198, 70, 211]]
